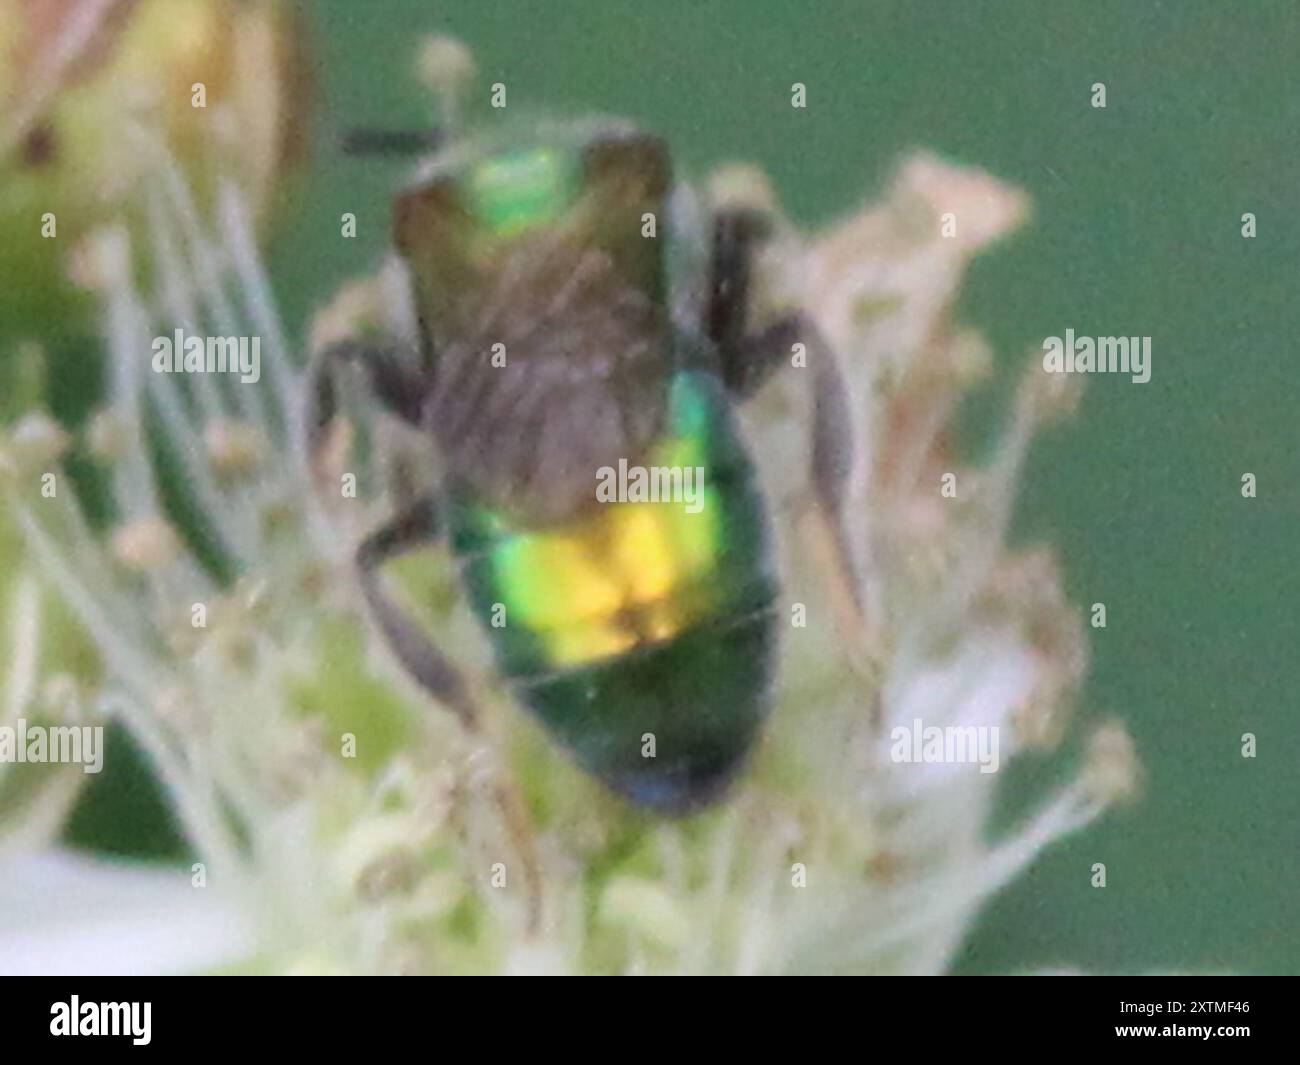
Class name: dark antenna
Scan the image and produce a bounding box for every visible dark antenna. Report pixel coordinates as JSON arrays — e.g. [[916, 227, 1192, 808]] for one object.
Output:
[[341, 128, 444, 156]]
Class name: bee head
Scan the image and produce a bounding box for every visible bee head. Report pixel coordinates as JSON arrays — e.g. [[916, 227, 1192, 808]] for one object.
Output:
[[392, 126, 672, 322], [463, 146, 580, 238]]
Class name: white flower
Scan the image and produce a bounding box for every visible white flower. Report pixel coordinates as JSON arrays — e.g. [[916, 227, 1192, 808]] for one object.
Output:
[[0, 61, 1138, 976]]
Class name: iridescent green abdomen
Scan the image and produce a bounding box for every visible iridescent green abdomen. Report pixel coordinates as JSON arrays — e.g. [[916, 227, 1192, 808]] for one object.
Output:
[[448, 369, 778, 810]]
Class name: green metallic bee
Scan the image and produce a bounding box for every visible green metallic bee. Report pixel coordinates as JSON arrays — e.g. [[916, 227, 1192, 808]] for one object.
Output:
[[313, 116, 856, 813]]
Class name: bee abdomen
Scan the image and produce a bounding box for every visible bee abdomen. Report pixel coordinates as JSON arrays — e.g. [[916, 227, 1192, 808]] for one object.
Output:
[[448, 370, 779, 808], [518, 604, 779, 812]]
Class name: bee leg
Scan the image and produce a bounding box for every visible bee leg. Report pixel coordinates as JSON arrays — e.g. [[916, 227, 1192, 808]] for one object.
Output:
[[706, 208, 772, 391], [708, 213, 856, 572], [736, 319, 853, 520], [734, 315, 880, 684], [358, 499, 545, 928], [707, 214, 869, 641], [308, 339, 429, 457], [731, 317, 861, 571], [355, 495, 477, 730]]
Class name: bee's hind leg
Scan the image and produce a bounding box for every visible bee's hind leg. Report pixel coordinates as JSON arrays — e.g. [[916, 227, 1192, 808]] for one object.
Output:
[[354, 494, 477, 730], [358, 497, 544, 929], [707, 210, 864, 625], [309, 334, 545, 924], [304, 329, 472, 720]]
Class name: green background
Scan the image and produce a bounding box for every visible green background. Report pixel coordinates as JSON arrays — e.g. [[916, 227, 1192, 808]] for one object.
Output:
[[60, 0, 1300, 974]]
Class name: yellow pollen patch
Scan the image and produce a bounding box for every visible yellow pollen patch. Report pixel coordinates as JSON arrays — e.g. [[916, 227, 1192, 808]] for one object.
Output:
[[493, 490, 720, 669]]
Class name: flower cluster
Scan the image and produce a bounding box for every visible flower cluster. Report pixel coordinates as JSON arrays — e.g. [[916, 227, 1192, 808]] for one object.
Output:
[[0, 38, 1137, 975]]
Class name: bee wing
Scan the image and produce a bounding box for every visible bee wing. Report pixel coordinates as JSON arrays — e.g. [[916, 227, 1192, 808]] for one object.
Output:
[[578, 132, 673, 305], [394, 176, 482, 336]]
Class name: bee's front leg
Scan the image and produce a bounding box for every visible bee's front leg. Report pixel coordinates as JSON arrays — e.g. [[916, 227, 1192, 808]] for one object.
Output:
[[307, 338, 430, 458]]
